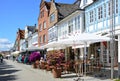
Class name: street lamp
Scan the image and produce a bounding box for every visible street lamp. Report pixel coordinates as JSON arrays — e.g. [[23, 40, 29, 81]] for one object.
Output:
[[110, 0, 115, 79]]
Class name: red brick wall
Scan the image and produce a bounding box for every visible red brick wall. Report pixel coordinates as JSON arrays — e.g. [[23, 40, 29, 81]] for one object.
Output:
[[38, 3, 49, 47]]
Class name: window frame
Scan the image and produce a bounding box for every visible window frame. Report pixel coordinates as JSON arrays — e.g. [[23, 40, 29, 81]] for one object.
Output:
[[50, 13, 55, 23], [43, 34, 46, 43], [98, 6, 103, 20], [39, 24, 42, 31], [43, 21, 46, 29]]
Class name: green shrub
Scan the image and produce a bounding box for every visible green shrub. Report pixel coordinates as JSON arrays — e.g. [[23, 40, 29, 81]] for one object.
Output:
[[0, 54, 2, 57]]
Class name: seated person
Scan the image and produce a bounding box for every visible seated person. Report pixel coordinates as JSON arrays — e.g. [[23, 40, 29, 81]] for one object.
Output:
[[40, 57, 44, 64]]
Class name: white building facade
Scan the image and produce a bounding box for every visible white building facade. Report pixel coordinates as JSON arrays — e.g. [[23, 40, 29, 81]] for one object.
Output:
[[57, 10, 84, 41], [84, 0, 120, 66]]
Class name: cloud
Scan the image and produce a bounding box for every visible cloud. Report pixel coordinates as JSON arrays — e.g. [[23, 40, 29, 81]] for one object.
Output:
[[0, 38, 14, 51]]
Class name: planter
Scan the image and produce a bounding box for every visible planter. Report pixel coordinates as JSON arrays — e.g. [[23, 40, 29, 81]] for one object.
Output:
[[52, 67, 61, 78], [35, 60, 40, 69], [32, 63, 37, 68]]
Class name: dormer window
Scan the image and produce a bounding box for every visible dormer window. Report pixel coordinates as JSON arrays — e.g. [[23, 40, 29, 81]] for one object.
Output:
[[80, 0, 94, 9], [50, 13, 55, 22], [83, 0, 88, 5]]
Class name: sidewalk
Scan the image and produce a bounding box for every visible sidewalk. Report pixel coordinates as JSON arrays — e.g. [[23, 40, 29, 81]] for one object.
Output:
[[0, 59, 116, 81]]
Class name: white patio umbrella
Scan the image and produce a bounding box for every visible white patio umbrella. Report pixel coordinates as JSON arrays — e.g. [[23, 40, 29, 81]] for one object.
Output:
[[58, 33, 110, 75], [11, 51, 20, 56], [44, 41, 62, 48], [44, 41, 71, 49], [58, 33, 110, 45], [26, 46, 44, 51]]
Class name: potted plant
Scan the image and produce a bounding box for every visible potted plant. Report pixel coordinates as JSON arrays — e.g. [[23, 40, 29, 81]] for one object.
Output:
[[29, 52, 41, 68], [52, 64, 62, 78], [46, 51, 64, 78]]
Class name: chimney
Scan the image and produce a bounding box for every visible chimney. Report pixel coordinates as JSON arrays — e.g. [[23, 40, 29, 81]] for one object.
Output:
[[51, 0, 55, 2], [35, 24, 36, 27]]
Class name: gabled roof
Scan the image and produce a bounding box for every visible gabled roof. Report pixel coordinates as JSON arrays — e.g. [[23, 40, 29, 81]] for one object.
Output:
[[27, 26, 37, 34], [40, 0, 51, 10], [55, 3, 79, 20], [45, 1, 51, 10], [18, 29, 25, 39]]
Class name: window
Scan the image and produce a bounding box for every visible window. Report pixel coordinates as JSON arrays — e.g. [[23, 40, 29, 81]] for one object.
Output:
[[50, 13, 55, 22], [75, 15, 80, 30], [94, 9, 96, 21], [108, 2, 111, 16], [43, 34, 46, 43], [41, 10, 44, 18], [98, 6, 103, 20], [39, 24, 42, 31], [75, 17, 77, 30], [39, 36, 42, 44], [89, 10, 94, 23], [104, 4, 106, 18], [116, 0, 118, 14], [78, 16, 80, 29], [68, 19, 73, 33], [49, 29, 52, 41], [43, 21, 46, 29], [83, 0, 88, 5]]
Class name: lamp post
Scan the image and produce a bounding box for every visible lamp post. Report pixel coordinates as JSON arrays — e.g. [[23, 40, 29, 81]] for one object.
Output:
[[110, 0, 115, 79]]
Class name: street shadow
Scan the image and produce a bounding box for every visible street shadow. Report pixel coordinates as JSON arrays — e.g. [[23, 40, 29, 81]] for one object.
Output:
[[60, 68, 118, 80], [0, 60, 21, 81], [89, 68, 118, 80], [0, 75, 17, 81]]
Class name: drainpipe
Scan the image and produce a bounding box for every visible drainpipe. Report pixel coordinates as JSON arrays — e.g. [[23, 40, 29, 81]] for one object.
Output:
[[118, 35, 120, 79]]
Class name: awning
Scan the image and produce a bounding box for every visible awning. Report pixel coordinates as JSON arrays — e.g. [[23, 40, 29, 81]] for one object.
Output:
[[11, 51, 20, 55]]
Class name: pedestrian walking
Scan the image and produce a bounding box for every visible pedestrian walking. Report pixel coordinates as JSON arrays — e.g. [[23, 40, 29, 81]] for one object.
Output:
[[13, 56, 16, 61], [0, 56, 3, 63]]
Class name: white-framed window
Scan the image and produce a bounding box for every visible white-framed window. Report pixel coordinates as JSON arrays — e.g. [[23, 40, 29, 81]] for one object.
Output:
[[58, 26, 61, 37], [78, 15, 80, 30], [75, 17, 77, 30], [39, 24, 42, 31], [43, 21, 46, 29], [108, 2, 111, 16], [116, 0, 118, 14], [98, 6, 103, 20], [75, 15, 80, 30], [104, 4, 106, 18], [94, 9, 96, 21], [83, 0, 88, 5], [50, 13, 55, 22], [89, 10, 94, 23], [68, 19, 73, 33]]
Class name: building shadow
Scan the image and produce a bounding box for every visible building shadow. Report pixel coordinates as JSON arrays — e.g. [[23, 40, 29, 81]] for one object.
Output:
[[60, 68, 118, 80], [88, 68, 118, 80]]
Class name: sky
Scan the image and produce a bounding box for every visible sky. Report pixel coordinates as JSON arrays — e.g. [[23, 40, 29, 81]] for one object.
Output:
[[0, 0, 75, 51]]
